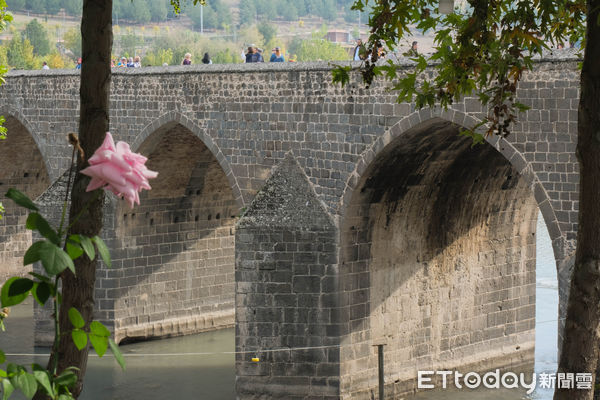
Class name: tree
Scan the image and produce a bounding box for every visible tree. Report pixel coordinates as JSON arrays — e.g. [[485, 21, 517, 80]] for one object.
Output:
[[133, 0, 151, 24], [119, 29, 142, 57], [63, 0, 81, 15], [278, 0, 298, 21], [44, 0, 60, 14], [306, 0, 322, 15], [144, 47, 173, 65], [23, 19, 50, 56], [239, 0, 256, 26], [7, 36, 35, 69], [27, 3, 206, 398], [254, 0, 276, 20], [148, 0, 168, 22], [322, 0, 336, 21], [258, 22, 276, 44], [212, 0, 232, 28], [32, 0, 114, 396], [7, 0, 25, 11], [25, 0, 44, 13], [47, 50, 68, 68], [63, 26, 82, 58], [338, 0, 595, 399], [297, 36, 348, 61]]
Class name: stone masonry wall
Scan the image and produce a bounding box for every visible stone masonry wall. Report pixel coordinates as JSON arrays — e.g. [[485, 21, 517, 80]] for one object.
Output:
[[107, 123, 237, 342], [236, 156, 339, 399], [0, 116, 50, 284], [0, 54, 581, 398], [339, 119, 538, 398]]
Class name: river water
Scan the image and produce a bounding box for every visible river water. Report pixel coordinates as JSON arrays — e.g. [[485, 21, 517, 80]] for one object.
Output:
[[1, 212, 558, 399]]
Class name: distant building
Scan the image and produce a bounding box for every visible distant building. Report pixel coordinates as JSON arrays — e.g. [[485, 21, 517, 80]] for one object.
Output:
[[326, 30, 351, 44]]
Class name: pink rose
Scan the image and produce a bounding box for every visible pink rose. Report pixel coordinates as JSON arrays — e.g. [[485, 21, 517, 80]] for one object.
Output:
[[81, 132, 158, 208]]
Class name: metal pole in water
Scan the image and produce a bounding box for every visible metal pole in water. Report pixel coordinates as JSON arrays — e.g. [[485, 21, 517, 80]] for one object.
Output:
[[376, 344, 384, 399]]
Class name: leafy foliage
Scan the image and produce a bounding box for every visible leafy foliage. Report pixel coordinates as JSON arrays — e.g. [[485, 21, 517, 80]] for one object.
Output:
[[63, 27, 82, 59], [258, 22, 277, 45], [22, 19, 50, 56], [295, 37, 349, 61], [0, 189, 121, 399], [6, 35, 35, 70], [336, 0, 585, 138]]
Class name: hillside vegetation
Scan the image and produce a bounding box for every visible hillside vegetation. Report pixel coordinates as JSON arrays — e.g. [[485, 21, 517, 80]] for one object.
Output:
[[0, 0, 371, 69]]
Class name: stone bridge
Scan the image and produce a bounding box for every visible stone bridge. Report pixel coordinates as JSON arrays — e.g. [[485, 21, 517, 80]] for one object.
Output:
[[0, 57, 579, 399]]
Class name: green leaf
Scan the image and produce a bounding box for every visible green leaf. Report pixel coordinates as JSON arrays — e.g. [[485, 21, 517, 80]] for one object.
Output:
[[108, 338, 126, 371], [25, 240, 75, 276], [54, 370, 77, 388], [1, 277, 30, 307], [89, 334, 108, 357], [68, 234, 81, 244], [68, 307, 85, 329], [513, 102, 530, 112], [7, 278, 33, 297], [89, 321, 110, 337], [23, 241, 45, 265], [79, 236, 95, 261], [6, 363, 19, 375], [30, 364, 45, 372], [66, 240, 84, 260], [0, 349, 5, 364], [331, 65, 351, 87], [25, 213, 60, 245], [92, 236, 111, 268], [0, 369, 6, 378], [28, 272, 50, 284], [5, 188, 38, 211], [71, 329, 88, 351], [33, 370, 54, 398], [2, 379, 14, 400], [14, 373, 37, 399], [32, 281, 51, 306], [58, 395, 75, 400], [89, 321, 111, 357]]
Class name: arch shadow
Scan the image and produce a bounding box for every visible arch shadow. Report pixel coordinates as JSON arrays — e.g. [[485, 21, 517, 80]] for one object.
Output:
[[0, 108, 52, 284], [339, 108, 563, 264], [133, 111, 245, 210], [336, 109, 561, 397], [0, 105, 51, 181], [107, 119, 239, 343]]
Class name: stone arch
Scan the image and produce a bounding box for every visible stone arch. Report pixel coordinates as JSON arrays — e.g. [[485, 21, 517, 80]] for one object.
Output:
[[133, 111, 244, 209], [0, 108, 51, 283], [337, 113, 554, 397], [107, 117, 240, 343], [0, 105, 51, 181], [340, 108, 563, 262]]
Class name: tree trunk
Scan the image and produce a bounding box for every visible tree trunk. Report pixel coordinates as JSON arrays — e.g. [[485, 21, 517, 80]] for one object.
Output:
[[34, 0, 112, 398], [554, 1, 600, 399]]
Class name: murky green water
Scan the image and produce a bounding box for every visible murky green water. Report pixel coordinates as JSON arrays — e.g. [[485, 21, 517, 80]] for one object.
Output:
[[1, 304, 235, 399], [1, 212, 558, 399]]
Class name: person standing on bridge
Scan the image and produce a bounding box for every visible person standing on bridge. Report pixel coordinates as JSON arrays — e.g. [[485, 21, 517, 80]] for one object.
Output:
[[406, 41, 419, 57], [246, 45, 264, 63], [182, 53, 192, 65], [353, 39, 367, 61], [270, 47, 285, 62]]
